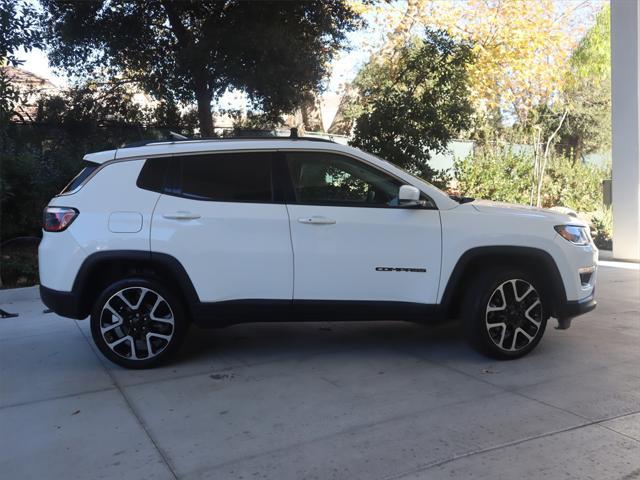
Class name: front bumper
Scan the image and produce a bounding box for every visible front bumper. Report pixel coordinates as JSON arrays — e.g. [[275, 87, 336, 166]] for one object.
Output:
[[555, 291, 597, 329], [40, 285, 87, 320]]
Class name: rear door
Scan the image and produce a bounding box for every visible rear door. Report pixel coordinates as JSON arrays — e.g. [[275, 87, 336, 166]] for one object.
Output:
[[284, 151, 442, 305], [150, 151, 293, 303]]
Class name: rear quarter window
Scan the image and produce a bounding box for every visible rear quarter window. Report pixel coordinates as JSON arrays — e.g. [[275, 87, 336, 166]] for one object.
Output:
[[59, 161, 99, 195]]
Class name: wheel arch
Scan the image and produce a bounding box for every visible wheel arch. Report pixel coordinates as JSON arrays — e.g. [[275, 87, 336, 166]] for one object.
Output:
[[72, 250, 199, 319], [440, 246, 567, 320]]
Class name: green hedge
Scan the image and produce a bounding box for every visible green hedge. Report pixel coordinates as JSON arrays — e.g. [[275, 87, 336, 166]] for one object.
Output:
[[453, 149, 608, 212], [0, 123, 167, 242]]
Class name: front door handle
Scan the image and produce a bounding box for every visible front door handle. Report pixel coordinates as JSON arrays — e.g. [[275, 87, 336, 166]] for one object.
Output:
[[162, 211, 201, 220], [298, 216, 336, 225]]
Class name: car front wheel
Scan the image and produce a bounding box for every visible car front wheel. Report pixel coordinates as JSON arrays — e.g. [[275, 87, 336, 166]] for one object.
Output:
[[463, 268, 548, 359], [90, 278, 187, 369]]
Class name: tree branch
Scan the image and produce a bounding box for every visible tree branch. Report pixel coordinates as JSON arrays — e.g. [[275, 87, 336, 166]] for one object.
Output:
[[160, 0, 192, 47]]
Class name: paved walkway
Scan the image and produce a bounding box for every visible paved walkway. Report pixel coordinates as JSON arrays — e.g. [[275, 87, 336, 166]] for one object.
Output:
[[1, 264, 639, 480]]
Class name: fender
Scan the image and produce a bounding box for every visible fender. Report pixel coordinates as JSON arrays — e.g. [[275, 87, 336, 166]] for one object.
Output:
[[439, 246, 568, 318], [67, 250, 201, 319]]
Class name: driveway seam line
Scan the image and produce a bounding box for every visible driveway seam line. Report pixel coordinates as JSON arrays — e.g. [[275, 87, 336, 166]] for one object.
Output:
[[595, 421, 640, 445], [0, 385, 118, 410], [382, 409, 640, 480], [0, 324, 88, 343], [74, 321, 180, 480], [405, 344, 640, 423]]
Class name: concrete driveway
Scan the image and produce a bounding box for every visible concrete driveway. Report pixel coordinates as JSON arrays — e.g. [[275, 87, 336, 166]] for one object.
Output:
[[1, 262, 639, 480]]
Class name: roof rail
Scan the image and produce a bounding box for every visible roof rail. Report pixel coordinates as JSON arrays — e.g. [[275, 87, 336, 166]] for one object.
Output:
[[120, 128, 335, 148]]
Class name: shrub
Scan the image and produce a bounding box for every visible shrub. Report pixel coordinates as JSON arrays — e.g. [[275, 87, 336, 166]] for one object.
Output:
[[543, 156, 607, 212], [454, 149, 608, 212], [453, 149, 533, 205], [590, 206, 613, 250]]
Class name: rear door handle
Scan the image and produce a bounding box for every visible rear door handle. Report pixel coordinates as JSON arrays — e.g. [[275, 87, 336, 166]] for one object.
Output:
[[162, 211, 201, 220], [298, 216, 336, 225]]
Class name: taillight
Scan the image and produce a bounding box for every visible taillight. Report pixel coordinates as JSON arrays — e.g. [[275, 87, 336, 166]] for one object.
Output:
[[43, 207, 79, 232]]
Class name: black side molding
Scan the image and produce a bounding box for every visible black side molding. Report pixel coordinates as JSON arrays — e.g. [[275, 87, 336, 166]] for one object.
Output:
[[191, 299, 441, 327], [40, 285, 86, 320], [45, 250, 202, 320]]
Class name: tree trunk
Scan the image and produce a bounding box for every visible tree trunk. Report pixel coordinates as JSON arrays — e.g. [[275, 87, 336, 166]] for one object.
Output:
[[195, 87, 214, 137]]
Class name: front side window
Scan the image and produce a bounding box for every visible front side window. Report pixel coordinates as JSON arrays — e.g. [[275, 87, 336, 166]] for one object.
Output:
[[286, 152, 404, 207], [179, 152, 273, 202]]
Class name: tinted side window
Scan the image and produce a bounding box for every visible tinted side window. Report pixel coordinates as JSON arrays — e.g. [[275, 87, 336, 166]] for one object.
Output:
[[137, 157, 170, 193], [179, 152, 273, 202], [286, 152, 402, 206], [60, 161, 99, 194]]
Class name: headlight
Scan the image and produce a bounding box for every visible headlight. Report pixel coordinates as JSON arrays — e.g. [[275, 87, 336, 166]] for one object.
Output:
[[554, 225, 590, 245]]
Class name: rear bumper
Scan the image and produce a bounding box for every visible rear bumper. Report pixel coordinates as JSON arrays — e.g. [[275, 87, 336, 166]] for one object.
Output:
[[40, 285, 87, 320]]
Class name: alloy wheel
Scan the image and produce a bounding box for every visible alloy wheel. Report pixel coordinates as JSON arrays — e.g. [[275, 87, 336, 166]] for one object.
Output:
[[99, 287, 175, 360], [485, 279, 543, 352]]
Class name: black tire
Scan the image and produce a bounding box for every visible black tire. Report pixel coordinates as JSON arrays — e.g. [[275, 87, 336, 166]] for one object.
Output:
[[462, 267, 548, 360], [90, 277, 188, 369]]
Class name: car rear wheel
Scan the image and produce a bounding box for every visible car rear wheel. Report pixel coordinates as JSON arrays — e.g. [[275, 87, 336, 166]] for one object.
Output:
[[463, 268, 548, 359], [90, 278, 187, 369]]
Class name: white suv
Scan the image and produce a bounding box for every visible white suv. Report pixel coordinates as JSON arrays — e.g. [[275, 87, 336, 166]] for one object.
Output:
[[39, 136, 597, 368]]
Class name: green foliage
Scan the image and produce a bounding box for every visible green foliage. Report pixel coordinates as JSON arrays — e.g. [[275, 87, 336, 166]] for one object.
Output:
[[39, 0, 362, 135], [1, 83, 197, 243], [1, 0, 44, 124], [0, 0, 42, 65], [591, 205, 612, 250], [571, 5, 610, 80], [454, 149, 533, 205], [349, 29, 473, 182], [0, 242, 39, 288], [1, 123, 139, 242], [556, 4, 611, 159], [542, 155, 606, 212], [454, 149, 608, 212]]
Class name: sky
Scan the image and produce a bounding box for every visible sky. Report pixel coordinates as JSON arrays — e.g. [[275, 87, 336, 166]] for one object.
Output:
[[16, 0, 604, 120]]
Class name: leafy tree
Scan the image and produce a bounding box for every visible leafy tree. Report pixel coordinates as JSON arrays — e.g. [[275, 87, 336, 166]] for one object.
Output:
[[556, 4, 611, 159], [0, 0, 43, 124], [35, 82, 145, 127], [350, 29, 473, 183], [514, 4, 609, 169], [40, 0, 362, 137], [333, 0, 594, 137], [416, 0, 595, 123]]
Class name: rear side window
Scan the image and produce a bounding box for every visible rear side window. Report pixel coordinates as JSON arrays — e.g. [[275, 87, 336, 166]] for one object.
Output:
[[137, 157, 170, 193], [59, 161, 99, 195], [179, 152, 273, 202]]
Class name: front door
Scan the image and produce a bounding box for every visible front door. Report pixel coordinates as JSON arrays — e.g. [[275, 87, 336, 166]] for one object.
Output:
[[284, 151, 441, 305]]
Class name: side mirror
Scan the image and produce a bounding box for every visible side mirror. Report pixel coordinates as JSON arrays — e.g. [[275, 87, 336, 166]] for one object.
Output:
[[398, 185, 423, 207]]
